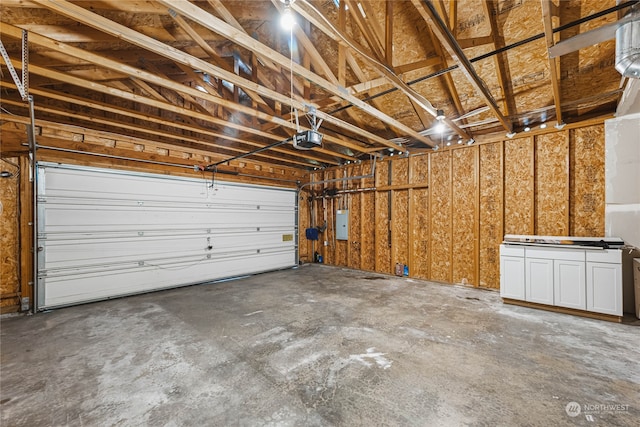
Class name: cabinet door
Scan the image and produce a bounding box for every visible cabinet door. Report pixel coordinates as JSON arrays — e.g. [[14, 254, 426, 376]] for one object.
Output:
[[586, 262, 622, 316], [500, 256, 525, 300], [526, 258, 554, 305], [554, 260, 586, 310]]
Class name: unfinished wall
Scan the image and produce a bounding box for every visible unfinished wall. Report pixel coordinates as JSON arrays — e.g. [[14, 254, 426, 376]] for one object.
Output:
[[303, 122, 607, 289], [0, 158, 21, 312]]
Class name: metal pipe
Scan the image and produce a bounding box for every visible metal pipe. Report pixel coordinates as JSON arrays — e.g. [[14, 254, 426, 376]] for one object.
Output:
[[203, 138, 292, 170], [299, 155, 377, 190], [28, 95, 37, 313]]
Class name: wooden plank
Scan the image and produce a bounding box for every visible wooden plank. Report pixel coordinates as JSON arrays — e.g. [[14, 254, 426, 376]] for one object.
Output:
[[570, 125, 605, 236], [392, 190, 410, 273], [298, 188, 312, 264], [375, 161, 391, 273], [452, 147, 477, 285], [504, 137, 534, 235], [535, 132, 569, 235], [391, 157, 410, 186], [502, 299, 621, 323], [429, 150, 452, 282], [348, 165, 362, 270], [410, 154, 429, 185], [361, 189, 376, 271], [0, 158, 21, 312], [411, 188, 430, 279], [479, 142, 503, 289], [540, 0, 563, 126]]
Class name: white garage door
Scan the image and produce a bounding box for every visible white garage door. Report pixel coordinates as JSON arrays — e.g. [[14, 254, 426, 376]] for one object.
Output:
[[36, 163, 298, 310]]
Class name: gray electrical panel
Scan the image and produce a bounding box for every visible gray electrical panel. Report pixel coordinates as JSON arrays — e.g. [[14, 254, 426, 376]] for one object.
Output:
[[336, 210, 349, 240]]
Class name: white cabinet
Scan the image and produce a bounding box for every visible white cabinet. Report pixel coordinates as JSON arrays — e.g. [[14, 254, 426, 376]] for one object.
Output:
[[554, 260, 586, 310], [586, 250, 623, 316], [500, 247, 525, 300], [526, 257, 554, 305], [500, 243, 625, 318]]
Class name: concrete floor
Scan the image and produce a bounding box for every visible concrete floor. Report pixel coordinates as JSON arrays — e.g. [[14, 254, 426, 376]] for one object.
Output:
[[1, 265, 638, 426]]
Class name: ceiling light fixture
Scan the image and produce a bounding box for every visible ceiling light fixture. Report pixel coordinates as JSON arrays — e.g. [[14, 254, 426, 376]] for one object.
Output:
[[434, 122, 446, 134], [524, 126, 531, 132], [457, 138, 463, 144], [506, 131, 516, 138], [436, 109, 445, 120], [467, 139, 475, 146], [540, 123, 547, 129], [555, 122, 566, 130], [280, 0, 296, 30]]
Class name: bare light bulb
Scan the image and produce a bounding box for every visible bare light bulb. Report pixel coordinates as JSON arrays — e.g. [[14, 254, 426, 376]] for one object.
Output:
[[281, 6, 295, 30]]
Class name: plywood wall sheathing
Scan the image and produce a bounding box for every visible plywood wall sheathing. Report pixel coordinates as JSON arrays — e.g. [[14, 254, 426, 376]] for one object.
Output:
[[375, 161, 391, 273], [392, 190, 410, 271], [535, 132, 569, 236], [348, 164, 362, 270], [452, 147, 478, 285], [429, 151, 452, 282], [411, 188, 430, 279], [570, 125, 605, 236], [298, 188, 311, 263], [392, 157, 410, 185], [479, 142, 503, 289], [361, 189, 376, 271], [0, 158, 21, 313], [504, 137, 535, 235], [410, 155, 429, 185]]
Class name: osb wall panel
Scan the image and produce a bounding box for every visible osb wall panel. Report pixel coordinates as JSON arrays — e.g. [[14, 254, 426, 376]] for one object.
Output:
[[298, 189, 312, 263], [362, 158, 375, 188], [504, 137, 534, 235], [479, 142, 503, 289], [452, 148, 477, 285], [411, 188, 430, 279], [536, 132, 569, 236], [392, 190, 409, 269], [375, 159, 390, 187], [0, 158, 20, 311], [410, 155, 429, 185], [570, 125, 605, 236], [347, 175, 362, 269], [392, 157, 409, 185], [361, 190, 376, 271], [375, 190, 391, 273], [429, 151, 452, 282]]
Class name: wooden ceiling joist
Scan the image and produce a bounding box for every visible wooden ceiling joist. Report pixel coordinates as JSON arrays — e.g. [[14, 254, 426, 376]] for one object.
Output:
[[26, 0, 398, 153], [153, 0, 430, 148], [541, 0, 564, 126], [411, 0, 513, 134], [294, 0, 471, 141], [0, 81, 340, 167]]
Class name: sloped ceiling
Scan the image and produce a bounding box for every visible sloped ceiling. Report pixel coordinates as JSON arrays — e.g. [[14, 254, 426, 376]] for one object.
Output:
[[0, 0, 636, 170]]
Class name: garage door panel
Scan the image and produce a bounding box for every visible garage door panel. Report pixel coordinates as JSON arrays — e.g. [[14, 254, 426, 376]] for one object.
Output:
[[42, 206, 293, 230], [37, 164, 297, 309], [43, 232, 293, 266]]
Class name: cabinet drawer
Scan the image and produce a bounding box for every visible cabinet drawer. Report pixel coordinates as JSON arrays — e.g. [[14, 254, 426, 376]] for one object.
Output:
[[500, 244, 524, 257], [525, 247, 585, 261], [586, 249, 621, 263]]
